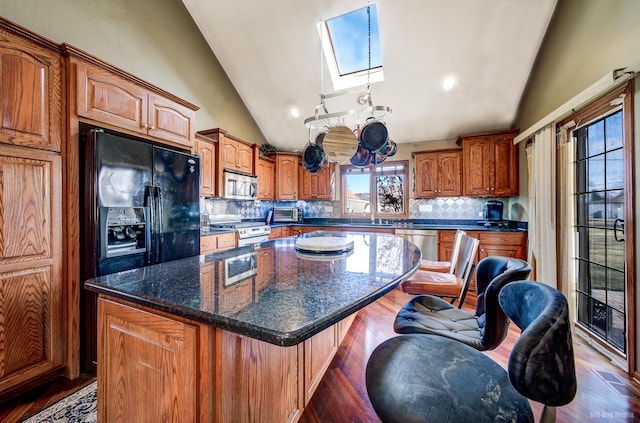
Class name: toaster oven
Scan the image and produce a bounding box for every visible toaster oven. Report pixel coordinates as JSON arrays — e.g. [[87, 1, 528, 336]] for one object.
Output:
[[272, 207, 304, 223]]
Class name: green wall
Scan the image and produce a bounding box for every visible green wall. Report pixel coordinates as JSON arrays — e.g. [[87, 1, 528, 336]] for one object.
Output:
[[0, 0, 267, 145], [514, 0, 640, 374]]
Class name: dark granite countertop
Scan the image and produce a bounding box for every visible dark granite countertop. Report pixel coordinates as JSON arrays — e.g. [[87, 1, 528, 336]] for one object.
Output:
[[85, 231, 421, 347], [270, 218, 527, 232]]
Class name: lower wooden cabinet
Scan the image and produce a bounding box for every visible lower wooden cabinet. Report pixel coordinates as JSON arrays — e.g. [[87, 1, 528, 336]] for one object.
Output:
[[96, 296, 356, 422], [200, 232, 237, 254], [98, 298, 198, 422]]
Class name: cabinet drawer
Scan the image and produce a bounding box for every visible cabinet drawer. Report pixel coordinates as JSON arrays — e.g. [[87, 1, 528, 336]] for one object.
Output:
[[478, 232, 524, 245], [200, 236, 218, 254], [217, 233, 237, 250]]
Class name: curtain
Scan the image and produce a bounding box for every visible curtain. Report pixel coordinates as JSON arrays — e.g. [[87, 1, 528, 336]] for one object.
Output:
[[527, 124, 557, 288], [557, 127, 576, 320]]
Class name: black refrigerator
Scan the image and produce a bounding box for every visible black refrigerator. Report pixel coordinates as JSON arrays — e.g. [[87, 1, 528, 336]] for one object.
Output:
[[80, 127, 200, 372]]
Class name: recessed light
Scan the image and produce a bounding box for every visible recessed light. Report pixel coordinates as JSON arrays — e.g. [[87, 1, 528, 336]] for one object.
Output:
[[442, 76, 456, 91], [290, 107, 300, 118]]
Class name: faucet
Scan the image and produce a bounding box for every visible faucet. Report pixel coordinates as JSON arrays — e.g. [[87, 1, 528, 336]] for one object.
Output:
[[363, 203, 374, 224]]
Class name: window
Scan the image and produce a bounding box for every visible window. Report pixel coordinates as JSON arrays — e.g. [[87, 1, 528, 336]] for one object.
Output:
[[341, 161, 408, 218], [320, 4, 384, 90]]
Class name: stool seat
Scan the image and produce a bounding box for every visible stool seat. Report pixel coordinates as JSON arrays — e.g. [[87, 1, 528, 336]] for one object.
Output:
[[401, 269, 462, 297], [419, 259, 451, 272], [366, 334, 533, 423]]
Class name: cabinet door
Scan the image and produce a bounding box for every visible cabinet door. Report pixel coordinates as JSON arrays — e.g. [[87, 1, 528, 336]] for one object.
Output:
[[98, 298, 198, 422], [314, 163, 333, 200], [414, 153, 438, 198], [462, 137, 492, 195], [75, 60, 149, 135], [492, 136, 518, 196], [196, 138, 216, 196], [0, 146, 62, 395], [298, 165, 314, 200], [236, 143, 254, 174], [0, 36, 62, 152], [438, 151, 462, 197], [220, 330, 301, 423], [303, 326, 338, 404], [257, 158, 275, 200], [276, 155, 299, 200], [221, 139, 239, 170], [148, 93, 195, 149]]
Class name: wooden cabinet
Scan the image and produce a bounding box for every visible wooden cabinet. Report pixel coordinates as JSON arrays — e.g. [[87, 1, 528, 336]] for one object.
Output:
[[195, 133, 216, 196], [198, 128, 256, 196], [0, 21, 65, 398], [299, 162, 334, 200], [274, 153, 299, 200], [257, 157, 276, 200], [0, 26, 63, 152], [220, 330, 302, 423], [269, 227, 283, 239], [218, 278, 253, 315], [200, 232, 237, 254], [282, 227, 292, 238], [477, 232, 527, 260], [458, 129, 519, 196], [73, 58, 196, 149], [96, 294, 356, 422], [303, 326, 338, 405], [97, 298, 198, 422], [221, 137, 253, 174], [413, 149, 462, 198]]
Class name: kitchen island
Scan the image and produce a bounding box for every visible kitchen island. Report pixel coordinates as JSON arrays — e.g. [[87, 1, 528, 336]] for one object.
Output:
[[85, 231, 420, 422]]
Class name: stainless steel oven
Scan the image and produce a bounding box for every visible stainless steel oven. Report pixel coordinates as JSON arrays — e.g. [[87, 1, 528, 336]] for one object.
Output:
[[224, 251, 258, 285]]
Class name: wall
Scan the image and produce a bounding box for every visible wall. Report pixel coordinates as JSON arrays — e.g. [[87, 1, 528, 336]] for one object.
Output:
[[0, 0, 266, 145], [512, 0, 640, 375]]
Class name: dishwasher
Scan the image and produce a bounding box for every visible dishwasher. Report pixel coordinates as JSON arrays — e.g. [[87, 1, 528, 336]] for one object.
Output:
[[395, 229, 438, 261]]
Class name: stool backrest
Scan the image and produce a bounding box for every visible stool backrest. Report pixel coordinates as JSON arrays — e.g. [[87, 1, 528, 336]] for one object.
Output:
[[474, 256, 532, 350], [499, 281, 577, 408]]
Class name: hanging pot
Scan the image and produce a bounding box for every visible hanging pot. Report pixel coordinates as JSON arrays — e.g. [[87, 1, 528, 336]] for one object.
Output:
[[359, 118, 388, 153], [379, 139, 397, 157], [350, 143, 372, 167], [372, 152, 387, 165], [314, 131, 326, 148], [302, 143, 326, 173], [322, 126, 358, 164]]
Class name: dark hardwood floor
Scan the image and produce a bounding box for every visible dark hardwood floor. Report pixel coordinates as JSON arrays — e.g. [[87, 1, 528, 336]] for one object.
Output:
[[2, 286, 639, 422]]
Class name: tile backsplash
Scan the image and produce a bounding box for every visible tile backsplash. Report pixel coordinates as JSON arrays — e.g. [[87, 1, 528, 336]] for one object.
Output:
[[202, 197, 527, 222]]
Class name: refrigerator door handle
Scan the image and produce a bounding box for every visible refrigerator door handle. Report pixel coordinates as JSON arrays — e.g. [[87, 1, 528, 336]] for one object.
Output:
[[155, 186, 163, 263], [145, 185, 155, 265]]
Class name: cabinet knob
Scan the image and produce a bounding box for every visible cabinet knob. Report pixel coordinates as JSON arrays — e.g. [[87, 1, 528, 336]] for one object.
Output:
[[149, 125, 155, 130], [142, 124, 148, 129]]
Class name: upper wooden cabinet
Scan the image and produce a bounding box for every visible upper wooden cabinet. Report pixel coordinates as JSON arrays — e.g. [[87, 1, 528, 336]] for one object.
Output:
[[195, 133, 216, 197], [198, 128, 256, 196], [299, 162, 334, 201], [413, 149, 462, 198], [458, 129, 519, 196], [0, 23, 63, 152], [273, 152, 299, 200], [257, 156, 276, 200], [67, 48, 198, 149]]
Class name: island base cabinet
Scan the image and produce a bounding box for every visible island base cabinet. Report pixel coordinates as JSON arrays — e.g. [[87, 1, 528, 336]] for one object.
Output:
[[96, 296, 357, 422], [98, 298, 199, 422], [219, 331, 302, 423]]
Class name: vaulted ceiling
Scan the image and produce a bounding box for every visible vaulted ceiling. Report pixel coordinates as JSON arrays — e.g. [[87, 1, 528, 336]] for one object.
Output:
[[182, 0, 557, 152]]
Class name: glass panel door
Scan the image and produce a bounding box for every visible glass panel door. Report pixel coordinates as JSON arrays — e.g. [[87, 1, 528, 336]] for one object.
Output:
[[575, 110, 627, 352]]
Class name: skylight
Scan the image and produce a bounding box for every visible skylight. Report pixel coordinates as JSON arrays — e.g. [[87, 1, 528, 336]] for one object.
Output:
[[320, 4, 384, 90]]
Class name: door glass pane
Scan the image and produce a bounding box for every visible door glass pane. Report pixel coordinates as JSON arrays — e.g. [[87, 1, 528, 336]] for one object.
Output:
[[605, 149, 624, 190], [375, 174, 405, 214], [576, 109, 626, 353], [605, 112, 623, 150], [588, 119, 604, 156]]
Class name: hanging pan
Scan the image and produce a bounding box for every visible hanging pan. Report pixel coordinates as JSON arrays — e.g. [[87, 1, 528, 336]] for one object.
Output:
[[302, 142, 326, 173], [359, 118, 388, 153], [349, 143, 372, 167], [322, 126, 358, 164]]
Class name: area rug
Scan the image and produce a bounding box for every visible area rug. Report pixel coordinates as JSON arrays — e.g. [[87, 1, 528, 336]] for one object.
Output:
[[23, 381, 96, 422]]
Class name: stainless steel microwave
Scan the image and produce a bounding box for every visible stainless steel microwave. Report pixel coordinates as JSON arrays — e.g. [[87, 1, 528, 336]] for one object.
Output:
[[224, 170, 257, 200], [272, 207, 304, 223]]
